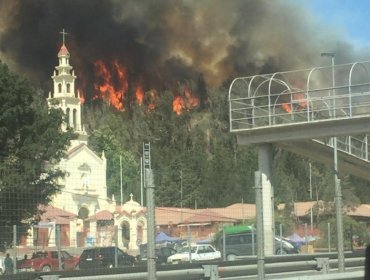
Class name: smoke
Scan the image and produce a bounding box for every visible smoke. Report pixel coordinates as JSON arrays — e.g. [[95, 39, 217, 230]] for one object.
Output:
[[0, 0, 366, 105]]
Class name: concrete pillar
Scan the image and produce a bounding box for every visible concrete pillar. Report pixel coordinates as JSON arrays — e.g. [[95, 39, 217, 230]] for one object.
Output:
[[115, 219, 123, 248], [89, 221, 97, 246], [129, 216, 138, 250], [70, 220, 77, 247], [48, 222, 56, 247], [27, 228, 34, 247], [258, 143, 274, 255]]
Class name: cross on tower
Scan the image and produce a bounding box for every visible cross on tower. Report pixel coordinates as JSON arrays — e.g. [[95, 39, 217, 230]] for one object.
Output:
[[60, 28, 68, 45]]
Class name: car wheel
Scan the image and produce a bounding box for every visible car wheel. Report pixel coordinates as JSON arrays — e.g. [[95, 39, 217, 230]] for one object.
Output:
[[226, 254, 236, 261], [42, 265, 51, 272], [276, 248, 287, 255]]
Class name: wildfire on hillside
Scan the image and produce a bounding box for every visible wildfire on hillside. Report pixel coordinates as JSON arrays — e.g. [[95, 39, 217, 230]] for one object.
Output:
[[91, 59, 200, 114], [173, 84, 200, 115]]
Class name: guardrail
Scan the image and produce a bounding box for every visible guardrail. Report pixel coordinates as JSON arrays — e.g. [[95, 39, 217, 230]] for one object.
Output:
[[0, 251, 365, 280]]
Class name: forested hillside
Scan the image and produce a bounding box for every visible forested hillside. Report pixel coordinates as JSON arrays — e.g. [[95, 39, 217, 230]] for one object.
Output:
[[81, 85, 370, 209]]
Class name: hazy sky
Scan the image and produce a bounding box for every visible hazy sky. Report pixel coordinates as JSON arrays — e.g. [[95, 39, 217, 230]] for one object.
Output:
[[303, 0, 370, 48]]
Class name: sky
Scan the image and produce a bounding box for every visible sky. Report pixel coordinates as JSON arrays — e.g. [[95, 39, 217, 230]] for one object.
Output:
[[303, 0, 370, 48]]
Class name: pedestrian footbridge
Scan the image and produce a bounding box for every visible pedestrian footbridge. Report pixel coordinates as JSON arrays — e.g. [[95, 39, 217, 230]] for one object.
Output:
[[229, 61, 370, 180]]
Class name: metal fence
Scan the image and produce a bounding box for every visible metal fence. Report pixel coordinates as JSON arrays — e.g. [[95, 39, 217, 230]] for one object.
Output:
[[229, 61, 370, 131]]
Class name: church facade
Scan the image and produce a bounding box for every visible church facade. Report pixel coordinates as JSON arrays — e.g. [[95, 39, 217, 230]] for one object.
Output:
[[25, 39, 147, 251]]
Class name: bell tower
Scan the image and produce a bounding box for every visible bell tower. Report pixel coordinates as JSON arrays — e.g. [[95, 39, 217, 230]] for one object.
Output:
[[48, 29, 87, 147]]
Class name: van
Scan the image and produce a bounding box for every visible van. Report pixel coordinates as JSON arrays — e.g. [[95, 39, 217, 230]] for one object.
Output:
[[217, 231, 299, 260]]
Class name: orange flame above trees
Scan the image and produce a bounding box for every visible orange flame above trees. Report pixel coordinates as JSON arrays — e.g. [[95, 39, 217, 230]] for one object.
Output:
[[173, 84, 200, 115], [92, 59, 200, 114], [93, 60, 127, 111]]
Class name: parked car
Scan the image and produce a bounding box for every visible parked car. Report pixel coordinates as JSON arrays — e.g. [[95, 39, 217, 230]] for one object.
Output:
[[167, 244, 221, 264], [78, 247, 135, 270], [0, 255, 4, 275], [155, 247, 177, 264], [139, 244, 177, 264], [17, 250, 79, 272], [217, 231, 299, 260]]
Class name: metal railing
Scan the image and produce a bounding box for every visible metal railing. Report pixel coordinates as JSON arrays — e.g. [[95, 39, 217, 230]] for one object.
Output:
[[229, 61, 370, 132], [315, 135, 370, 162], [2, 251, 364, 280]]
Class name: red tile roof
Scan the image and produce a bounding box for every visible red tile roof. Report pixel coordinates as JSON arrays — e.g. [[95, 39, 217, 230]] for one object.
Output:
[[38, 205, 76, 224], [182, 209, 235, 224], [89, 210, 113, 221], [58, 44, 69, 56], [347, 204, 370, 217]]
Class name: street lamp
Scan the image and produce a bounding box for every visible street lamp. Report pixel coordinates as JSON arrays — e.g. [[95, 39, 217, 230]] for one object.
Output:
[[320, 52, 336, 116], [321, 52, 345, 272], [309, 161, 313, 233], [181, 171, 184, 222]]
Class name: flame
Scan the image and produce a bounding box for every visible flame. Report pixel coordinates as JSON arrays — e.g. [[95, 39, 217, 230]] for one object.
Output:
[[281, 103, 292, 113], [135, 85, 144, 105], [280, 92, 307, 113], [293, 92, 307, 111], [90, 59, 200, 114], [173, 95, 183, 115], [172, 84, 200, 115], [78, 89, 85, 104], [93, 60, 127, 111], [147, 89, 158, 111]]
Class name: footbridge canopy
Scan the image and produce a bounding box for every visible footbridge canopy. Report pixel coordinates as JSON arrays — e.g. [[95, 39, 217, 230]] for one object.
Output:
[[229, 61, 370, 180]]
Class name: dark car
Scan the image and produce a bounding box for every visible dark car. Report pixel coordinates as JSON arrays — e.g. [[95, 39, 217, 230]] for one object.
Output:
[[138, 244, 177, 264], [78, 247, 135, 269], [155, 247, 177, 264], [217, 232, 299, 260]]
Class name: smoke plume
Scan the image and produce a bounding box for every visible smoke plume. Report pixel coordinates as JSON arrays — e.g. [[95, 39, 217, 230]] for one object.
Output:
[[0, 0, 366, 109]]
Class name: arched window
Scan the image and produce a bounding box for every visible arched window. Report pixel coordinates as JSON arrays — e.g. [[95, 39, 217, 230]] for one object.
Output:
[[66, 108, 70, 128], [121, 222, 130, 248], [58, 83, 62, 93], [67, 83, 70, 93], [78, 207, 89, 219], [73, 109, 77, 129], [137, 221, 144, 245]]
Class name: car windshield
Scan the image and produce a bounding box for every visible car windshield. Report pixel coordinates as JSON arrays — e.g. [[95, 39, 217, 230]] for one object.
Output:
[[178, 246, 197, 253], [32, 252, 47, 259]]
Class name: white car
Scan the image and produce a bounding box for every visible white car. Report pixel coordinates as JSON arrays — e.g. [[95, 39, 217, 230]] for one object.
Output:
[[167, 244, 221, 264], [0, 255, 4, 275]]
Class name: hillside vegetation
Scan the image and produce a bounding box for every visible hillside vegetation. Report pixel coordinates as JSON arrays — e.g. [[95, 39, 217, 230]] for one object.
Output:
[[82, 86, 370, 209]]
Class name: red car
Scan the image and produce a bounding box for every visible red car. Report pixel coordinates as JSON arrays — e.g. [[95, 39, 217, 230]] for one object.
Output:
[[18, 250, 79, 272]]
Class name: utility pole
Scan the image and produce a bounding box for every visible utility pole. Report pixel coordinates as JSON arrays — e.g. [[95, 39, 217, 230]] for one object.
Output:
[[143, 143, 156, 280], [140, 156, 144, 206], [321, 52, 345, 272], [180, 170, 183, 223], [120, 155, 123, 206], [309, 162, 313, 233], [255, 171, 265, 280]]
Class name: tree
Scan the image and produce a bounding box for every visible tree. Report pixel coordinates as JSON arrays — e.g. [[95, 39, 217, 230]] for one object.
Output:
[[88, 125, 140, 203], [0, 62, 74, 248]]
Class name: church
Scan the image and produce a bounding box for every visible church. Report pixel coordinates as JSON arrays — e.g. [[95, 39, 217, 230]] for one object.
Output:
[[24, 36, 147, 252], [22, 35, 256, 253]]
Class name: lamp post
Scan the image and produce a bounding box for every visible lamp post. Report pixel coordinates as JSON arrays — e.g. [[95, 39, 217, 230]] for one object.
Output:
[[309, 162, 313, 233], [180, 170, 183, 223], [120, 155, 123, 206], [321, 52, 345, 272]]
